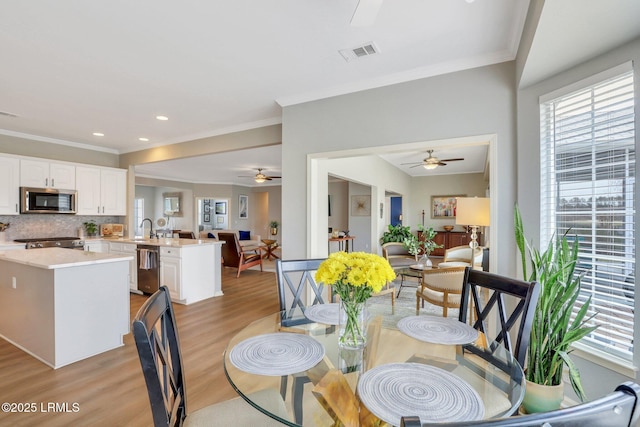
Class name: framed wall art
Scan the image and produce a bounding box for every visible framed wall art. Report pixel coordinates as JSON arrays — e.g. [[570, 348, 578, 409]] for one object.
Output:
[[204, 213, 210, 222], [351, 195, 371, 216], [431, 195, 465, 219], [215, 201, 227, 215], [238, 195, 248, 219]]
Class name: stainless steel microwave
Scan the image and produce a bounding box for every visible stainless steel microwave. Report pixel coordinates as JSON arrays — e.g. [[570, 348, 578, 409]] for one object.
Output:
[[20, 187, 77, 214]]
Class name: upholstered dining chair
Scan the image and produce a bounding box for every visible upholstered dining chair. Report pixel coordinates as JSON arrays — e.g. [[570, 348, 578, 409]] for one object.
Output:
[[415, 266, 466, 317], [401, 381, 640, 427], [459, 268, 540, 368], [132, 286, 290, 427], [382, 242, 416, 269], [218, 232, 262, 277]]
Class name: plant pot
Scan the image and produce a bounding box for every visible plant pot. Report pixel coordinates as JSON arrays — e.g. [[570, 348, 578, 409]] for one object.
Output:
[[270, 227, 278, 236], [521, 380, 564, 414]]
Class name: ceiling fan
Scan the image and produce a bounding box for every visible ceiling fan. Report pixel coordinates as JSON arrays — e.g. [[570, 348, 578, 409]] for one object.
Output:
[[401, 150, 465, 170], [238, 168, 281, 183]]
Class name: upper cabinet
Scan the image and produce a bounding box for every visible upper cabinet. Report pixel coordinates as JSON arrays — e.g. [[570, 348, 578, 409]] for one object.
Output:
[[20, 159, 76, 189], [76, 166, 126, 216], [0, 156, 20, 215]]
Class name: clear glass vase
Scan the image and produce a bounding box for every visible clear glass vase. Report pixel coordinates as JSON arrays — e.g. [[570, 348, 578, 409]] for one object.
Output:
[[338, 299, 368, 350], [417, 253, 432, 269]]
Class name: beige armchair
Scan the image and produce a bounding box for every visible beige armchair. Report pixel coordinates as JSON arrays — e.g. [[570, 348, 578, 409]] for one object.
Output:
[[382, 242, 415, 269], [438, 245, 483, 269], [416, 266, 466, 317]]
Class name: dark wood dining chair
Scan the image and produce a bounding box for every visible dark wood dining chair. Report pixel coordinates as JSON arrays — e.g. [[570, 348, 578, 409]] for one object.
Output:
[[459, 267, 540, 368], [218, 232, 262, 277], [275, 258, 328, 424], [401, 381, 640, 427], [132, 286, 290, 427]]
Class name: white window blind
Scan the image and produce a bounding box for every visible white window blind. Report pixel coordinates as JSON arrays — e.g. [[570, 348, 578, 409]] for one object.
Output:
[[540, 67, 635, 361]]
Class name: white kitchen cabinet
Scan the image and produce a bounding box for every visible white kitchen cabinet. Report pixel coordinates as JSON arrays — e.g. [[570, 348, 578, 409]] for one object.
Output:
[[84, 240, 107, 253], [109, 242, 138, 292], [20, 159, 76, 189], [76, 166, 127, 216], [159, 244, 221, 304], [160, 247, 182, 300], [0, 156, 20, 215]]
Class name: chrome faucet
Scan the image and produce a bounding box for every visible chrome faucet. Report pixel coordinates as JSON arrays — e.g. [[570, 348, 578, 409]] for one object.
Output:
[[140, 218, 155, 238]]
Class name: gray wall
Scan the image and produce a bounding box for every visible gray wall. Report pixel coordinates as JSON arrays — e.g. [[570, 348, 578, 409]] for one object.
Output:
[[282, 61, 516, 275], [517, 37, 640, 399]]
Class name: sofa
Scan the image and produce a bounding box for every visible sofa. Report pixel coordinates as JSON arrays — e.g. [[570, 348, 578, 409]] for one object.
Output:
[[199, 229, 262, 248]]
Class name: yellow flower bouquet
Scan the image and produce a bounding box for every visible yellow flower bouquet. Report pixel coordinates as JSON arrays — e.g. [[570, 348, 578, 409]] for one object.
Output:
[[316, 251, 396, 348]]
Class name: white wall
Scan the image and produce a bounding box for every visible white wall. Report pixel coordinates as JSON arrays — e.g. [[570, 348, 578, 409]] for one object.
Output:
[[328, 181, 349, 233], [517, 37, 640, 399], [282, 62, 515, 275]]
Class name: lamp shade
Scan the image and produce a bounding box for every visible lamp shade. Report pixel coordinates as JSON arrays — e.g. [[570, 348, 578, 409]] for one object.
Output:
[[456, 197, 490, 226]]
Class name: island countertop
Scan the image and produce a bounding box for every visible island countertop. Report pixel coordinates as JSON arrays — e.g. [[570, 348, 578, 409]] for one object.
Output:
[[0, 247, 134, 269], [86, 237, 224, 248]]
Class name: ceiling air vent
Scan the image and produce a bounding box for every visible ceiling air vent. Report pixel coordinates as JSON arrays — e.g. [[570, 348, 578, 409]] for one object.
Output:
[[339, 42, 380, 62], [0, 111, 18, 118]]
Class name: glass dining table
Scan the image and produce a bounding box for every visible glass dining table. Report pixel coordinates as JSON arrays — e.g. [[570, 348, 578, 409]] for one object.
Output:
[[223, 305, 525, 426]]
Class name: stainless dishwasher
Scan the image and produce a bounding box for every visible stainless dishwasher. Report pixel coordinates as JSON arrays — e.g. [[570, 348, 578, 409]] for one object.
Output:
[[137, 245, 160, 294]]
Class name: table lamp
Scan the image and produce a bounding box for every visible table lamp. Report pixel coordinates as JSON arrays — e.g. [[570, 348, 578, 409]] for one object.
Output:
[[456, 197, 490, 251]]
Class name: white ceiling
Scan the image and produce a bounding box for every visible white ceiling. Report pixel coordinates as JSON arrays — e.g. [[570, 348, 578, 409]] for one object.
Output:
[[1, 1, 639, 185]]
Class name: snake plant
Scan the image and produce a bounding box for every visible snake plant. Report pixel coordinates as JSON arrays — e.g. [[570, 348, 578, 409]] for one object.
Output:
[[515, 206, 598, 401]]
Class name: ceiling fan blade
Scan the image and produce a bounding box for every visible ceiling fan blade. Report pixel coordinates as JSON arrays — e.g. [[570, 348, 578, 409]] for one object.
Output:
[[267, 176, 282, 179], [440, 158, 464, 162], [409, 164, 426, 169], [400, 162, 423, 166], [350, 0, 384, 27]]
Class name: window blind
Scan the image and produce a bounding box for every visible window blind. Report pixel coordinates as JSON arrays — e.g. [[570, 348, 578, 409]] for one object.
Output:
[[540, 69, 635, 361]]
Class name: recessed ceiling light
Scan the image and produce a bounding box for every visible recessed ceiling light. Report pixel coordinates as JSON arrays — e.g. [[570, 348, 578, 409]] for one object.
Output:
[[139, 137, 149, 142], [156, 115, 169, 121], [93, 132, 104, 136]]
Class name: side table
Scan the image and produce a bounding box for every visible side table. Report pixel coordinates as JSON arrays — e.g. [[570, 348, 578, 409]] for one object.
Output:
[[261, 239, 280, 261]]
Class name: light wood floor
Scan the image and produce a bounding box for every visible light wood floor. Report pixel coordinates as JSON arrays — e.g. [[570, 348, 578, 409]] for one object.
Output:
[[0, 267, 280, 427]]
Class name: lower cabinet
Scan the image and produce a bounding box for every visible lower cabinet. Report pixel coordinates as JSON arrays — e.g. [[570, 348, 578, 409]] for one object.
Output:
[[84, 241, 107, 253], [160, 247, 182, 301], [108, 242, 138, 292]]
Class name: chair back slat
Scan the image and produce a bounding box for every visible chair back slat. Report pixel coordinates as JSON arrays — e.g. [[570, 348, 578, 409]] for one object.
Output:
[[403, 381, 640, 427], [276, 259, 327, 314], [133, 286, 187, 427], [460, 268, 540, 367]]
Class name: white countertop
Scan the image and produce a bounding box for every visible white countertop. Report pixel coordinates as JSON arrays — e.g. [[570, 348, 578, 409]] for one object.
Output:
[[87, 237, 224, 248], [0, 247, 134, 269]]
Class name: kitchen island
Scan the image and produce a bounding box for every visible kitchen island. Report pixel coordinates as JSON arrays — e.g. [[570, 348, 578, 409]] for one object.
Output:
[[0, 248, 133, 369], [88, 237, 225, 305]]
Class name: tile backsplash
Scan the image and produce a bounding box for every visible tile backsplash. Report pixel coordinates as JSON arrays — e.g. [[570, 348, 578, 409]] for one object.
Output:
[[0, 215, 124, 240]]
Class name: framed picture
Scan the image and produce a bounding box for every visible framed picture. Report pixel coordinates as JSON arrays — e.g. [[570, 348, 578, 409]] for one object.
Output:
[[204, 199, 210, 206], [351, 195, 371, 216], [239, 195, 248, 219], [217, 216, 224, 224], [431, 195, 465, 219], [204, 204, 210, 213], [215, 201, 226, 214], [204, 213, 210, 222]]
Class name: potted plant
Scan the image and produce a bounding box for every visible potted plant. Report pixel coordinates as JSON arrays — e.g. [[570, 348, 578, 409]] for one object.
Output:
[[380, 224, 413, 244], [514, 207, 598, 413], [83, 220, 98, 237], [0, 222, 9, 242], [403, 225, 442, 268], [269, 220, 279, 236]]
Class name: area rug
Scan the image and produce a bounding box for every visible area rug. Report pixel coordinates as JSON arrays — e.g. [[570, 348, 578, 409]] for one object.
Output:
[[368, 276, 458, 329]]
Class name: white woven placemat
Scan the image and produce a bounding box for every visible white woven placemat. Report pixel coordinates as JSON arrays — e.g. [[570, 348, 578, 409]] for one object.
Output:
[[398, 315, 479, 345], [304, 303, 340, 325], [229, 333, 325, 376], [357, 362, 485, 425]]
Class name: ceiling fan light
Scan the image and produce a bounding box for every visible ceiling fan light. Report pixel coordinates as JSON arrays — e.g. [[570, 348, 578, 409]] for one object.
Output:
[[423, 163, 438, 170], [255, 177, 266, 183]]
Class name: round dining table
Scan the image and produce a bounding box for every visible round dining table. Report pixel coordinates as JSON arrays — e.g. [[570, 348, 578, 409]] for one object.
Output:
[[223, 305, 525, 427]]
